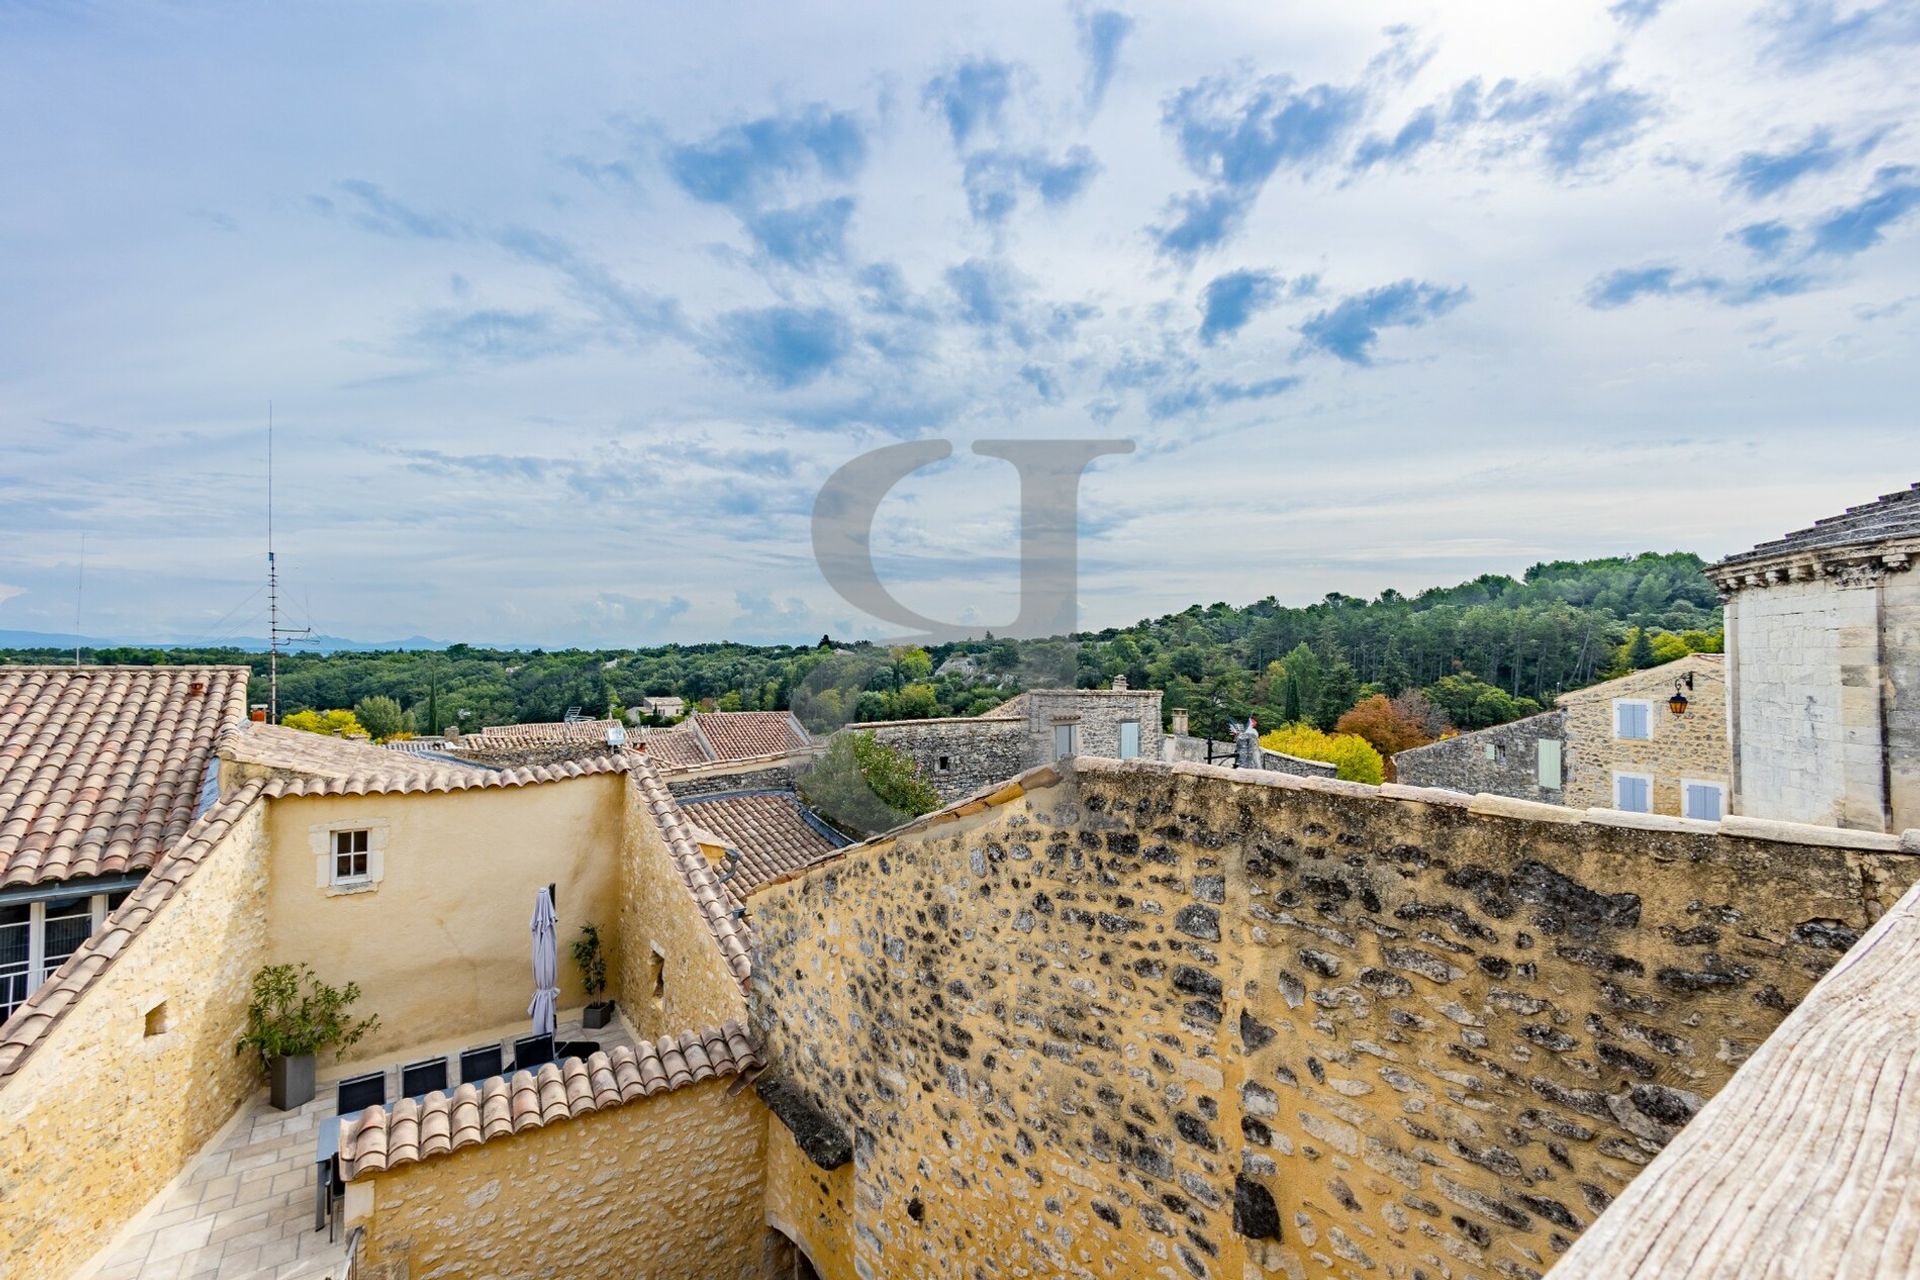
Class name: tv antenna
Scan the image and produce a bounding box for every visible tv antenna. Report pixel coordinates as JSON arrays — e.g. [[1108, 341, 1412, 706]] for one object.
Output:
[[73, 533, 85, 666], [267, 406, 310, 721]]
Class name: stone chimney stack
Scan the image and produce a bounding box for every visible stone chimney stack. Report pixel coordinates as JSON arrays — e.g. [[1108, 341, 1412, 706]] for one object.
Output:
[[1171, 709, 1189, 738], [1111, 674, 1128, 690]]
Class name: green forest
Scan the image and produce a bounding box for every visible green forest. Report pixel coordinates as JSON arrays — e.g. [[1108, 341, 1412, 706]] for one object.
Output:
[[3, 552, 1721, 744]]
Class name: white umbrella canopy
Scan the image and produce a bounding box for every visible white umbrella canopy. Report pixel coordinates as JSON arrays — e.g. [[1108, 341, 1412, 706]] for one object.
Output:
[[528, 887, 559, 1038]]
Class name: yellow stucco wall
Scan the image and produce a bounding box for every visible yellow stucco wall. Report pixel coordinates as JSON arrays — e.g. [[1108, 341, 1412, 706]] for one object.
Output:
[[764, 1117, 856, 1280], [1561, 656, 1730, 816], [615, 778, 749, 1042], [0, 801, 270, 1280], [262, 776, 625, 1060], [348, 1077, 771, 1280]]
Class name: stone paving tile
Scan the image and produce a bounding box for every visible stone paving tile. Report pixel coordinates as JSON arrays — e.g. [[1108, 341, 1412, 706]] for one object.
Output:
[[87, 1014, 633, 1279]]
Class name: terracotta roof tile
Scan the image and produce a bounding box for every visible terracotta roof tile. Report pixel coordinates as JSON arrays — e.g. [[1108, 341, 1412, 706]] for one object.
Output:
[[688, 711, 811, 763], [0, 665, 249, 887], [463, 719, 624, 748], [637, 726, 712, 768], [223, 723, 632, 797], [338, 1022, 761, 1179], [0, 781, 266, 1082], [633, 762, 754, 986], [680, 790, 846, 904]]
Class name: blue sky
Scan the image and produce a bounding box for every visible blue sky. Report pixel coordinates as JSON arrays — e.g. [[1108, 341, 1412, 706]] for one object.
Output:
[[2, 1, 1917, 647]]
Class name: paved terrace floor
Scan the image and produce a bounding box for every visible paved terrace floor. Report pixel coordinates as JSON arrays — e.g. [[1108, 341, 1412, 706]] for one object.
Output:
[[82, 1014, 640, 1280]]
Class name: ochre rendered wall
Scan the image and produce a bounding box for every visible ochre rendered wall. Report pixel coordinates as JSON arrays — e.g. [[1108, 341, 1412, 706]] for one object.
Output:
[[0, 802, 270, 1280], [749, 761, 1918, 1280], [262, 776, 625, 1060], [349, 1078, 770, 1279], [616, 777, 750, 1042], [764, 1118, 856, 1279]]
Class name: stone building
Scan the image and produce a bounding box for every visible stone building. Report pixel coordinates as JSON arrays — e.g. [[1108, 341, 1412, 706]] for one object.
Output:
[[1713, 482, 1920, 832], [857, 680, 1165, 801], [1394, 654, 1730, 820]]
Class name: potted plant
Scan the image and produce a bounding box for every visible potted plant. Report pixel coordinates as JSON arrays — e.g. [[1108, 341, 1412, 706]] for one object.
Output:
[[572, 923, 615, 1030], [237, 962, 381, 1110]]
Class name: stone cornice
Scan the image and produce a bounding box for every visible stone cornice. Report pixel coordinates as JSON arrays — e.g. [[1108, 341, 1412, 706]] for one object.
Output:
[[1712, 539, 1920, 599]]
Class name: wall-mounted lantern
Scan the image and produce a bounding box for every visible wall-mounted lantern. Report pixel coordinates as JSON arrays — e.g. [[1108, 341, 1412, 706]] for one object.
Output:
[[1668, 671, 1694, 717]]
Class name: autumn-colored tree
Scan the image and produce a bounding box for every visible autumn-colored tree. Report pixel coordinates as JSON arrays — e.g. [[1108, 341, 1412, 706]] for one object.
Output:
[[282, 708, 367, 738], [1259, 724, 1385, 785], [1336, 692, 1450, 777]]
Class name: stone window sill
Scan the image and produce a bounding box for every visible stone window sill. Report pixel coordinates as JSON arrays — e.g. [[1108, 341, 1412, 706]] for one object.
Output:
[[326, 880, 381, 898]]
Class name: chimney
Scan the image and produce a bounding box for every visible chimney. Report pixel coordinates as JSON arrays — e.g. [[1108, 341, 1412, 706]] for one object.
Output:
[[189, 678, 207, 697], [1111, 674, 1128, 691], [250, 703, 267, 722], [1171, 709, 1189, 738]]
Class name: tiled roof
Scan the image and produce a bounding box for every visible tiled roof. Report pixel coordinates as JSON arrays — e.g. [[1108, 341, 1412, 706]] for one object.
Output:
[[222, 722, 629, 797], [0, 664, 250, 888], [680, 791, 847, 904], [0, 781, 266, 1081], [638, 726, 712, 768], [1717, 482, 1920, 567], [338, 1023, 760, 1179], [634, 763, 753, 985], [689, 711, 810, 762], [463, 719, 623, 748]]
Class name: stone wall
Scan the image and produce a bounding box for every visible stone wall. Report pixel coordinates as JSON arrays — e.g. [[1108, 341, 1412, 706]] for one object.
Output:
[[1011, 687, 1166, 763], [1728, 569, 1920, 832], [348, 1077, 770, 1279], [860, 688, 1167, 804], [1559, 658, 1729, 816], [747, 759, 1919, 1280], [863, 716, 1030, 801], [0, 801, 271, 1280], [1166, 734, 1342, 781], [1395, 712, 1569, 802], [617, 776, 750, 1042], [666, 759, 804, 799]]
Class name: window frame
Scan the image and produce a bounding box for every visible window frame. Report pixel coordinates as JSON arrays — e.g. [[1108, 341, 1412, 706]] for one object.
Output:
[[1612, 770, 1655, 814], [1053, 723, 1079, 760], [1682, 778, 1727, 822], [331, 828, 372, 886], [1613, 699, 1653, 741], [1118, 720, 1141, 760], [1, 890, 124, 1021]]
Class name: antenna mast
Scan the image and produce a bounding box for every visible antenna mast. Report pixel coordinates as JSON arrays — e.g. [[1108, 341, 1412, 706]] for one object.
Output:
[[267, 406, 310, 721], [73, 533, 85, 667]]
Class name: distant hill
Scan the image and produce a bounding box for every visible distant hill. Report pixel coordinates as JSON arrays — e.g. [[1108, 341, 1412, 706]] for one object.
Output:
[[0, 629, 450, 655]]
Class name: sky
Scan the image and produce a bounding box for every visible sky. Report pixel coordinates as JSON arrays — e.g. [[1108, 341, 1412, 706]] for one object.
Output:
[[2, 1, 1917, 648]]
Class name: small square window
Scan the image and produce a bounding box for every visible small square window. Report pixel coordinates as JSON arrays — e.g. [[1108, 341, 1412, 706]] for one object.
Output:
[[1614, 700, 1652, 741], [332, 829, 371, 884], [144, 1001, 170, 1037], [936, 756, 952, 774]]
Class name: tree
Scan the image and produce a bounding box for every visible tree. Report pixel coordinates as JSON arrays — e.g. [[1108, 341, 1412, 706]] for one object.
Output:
[[1259, 724, 1385, 785], [799, 732, 941, 836], [1423, 674, 1541, 731], [1313, 658, 1360, 731], [282, 708, 366, 738], [1623, 627, 1657, 671], [353, 695, 412, 742], [1336, 694, 1443, 763]]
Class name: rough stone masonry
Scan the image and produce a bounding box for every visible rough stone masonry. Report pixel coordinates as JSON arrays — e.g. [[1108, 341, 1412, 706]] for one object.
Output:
[[747, 758, 1918, 1280]]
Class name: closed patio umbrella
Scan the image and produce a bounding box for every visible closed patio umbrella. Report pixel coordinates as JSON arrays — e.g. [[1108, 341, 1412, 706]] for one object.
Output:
[[528, 887, 559, 1038]]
